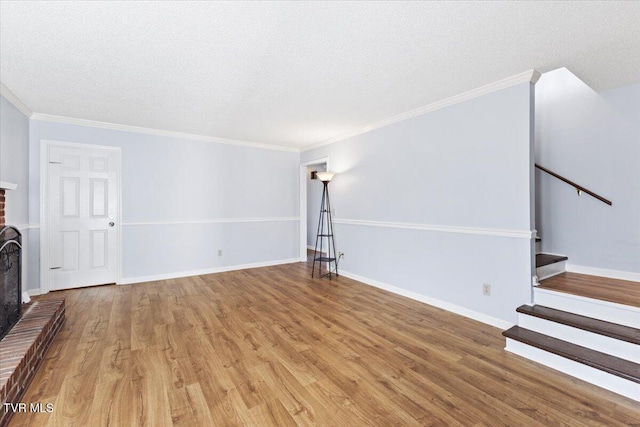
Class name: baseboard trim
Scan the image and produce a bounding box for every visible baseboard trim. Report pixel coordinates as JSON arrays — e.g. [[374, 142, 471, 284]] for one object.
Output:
[[536, 271, 565, 282], [339, 270, 513, 330], [566, 264, 640, 283], [26, 288, 43, 297], [118, 258, 301, 285]]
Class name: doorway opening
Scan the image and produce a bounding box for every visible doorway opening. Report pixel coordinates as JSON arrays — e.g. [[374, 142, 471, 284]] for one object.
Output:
[[299, 157, 329, 261]]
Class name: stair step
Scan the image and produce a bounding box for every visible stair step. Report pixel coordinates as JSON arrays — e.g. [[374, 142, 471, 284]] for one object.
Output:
[[502, 326, 640, 384], [536, 253, 568, 268], [539, 272, 640, 308], [534, 286, 640, 329], [516, 305, 640, 345]]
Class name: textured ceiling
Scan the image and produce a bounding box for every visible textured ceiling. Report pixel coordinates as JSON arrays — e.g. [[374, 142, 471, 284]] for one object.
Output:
[[1, 1, 639, 149]]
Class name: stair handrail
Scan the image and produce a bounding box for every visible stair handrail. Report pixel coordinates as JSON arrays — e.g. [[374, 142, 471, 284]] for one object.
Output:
[[535, 164, 612, 206]]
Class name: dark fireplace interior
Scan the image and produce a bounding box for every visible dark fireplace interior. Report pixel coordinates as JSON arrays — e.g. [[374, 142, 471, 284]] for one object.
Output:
[[0, 226, 22, 341]]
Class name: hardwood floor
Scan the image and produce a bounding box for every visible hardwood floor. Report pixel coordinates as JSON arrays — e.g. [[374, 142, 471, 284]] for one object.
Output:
[[539, 272, 640, 308], [9, 261, 640, 426]]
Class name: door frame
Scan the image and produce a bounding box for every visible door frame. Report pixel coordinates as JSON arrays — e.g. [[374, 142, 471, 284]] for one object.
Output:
[[40, 139, 123, 293], [299, 156, 330, 261]]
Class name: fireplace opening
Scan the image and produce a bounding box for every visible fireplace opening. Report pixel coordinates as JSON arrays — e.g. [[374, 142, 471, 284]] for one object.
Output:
[[0, 226, 22, 341]]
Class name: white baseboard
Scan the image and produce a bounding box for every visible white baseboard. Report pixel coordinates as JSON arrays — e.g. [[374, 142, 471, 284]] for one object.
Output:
[[339, 270, 513, 330], [505, 338, 640, 402], [566, 264, 640, 283], [27, 288, 43, 297], [118, 258, 301, 285]]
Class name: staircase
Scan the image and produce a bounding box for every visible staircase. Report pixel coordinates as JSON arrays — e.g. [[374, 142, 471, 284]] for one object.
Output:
[[513, 166, 640, 399], [503, 254, 640, 401]]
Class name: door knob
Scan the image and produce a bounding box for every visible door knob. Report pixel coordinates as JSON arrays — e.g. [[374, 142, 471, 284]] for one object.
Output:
[[109, 222, 115, 227]]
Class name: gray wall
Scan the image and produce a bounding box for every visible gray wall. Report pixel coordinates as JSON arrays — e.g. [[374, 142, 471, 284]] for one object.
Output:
[[0, 95, 31, 291], [535, 68, 640, 275], [28, 120, 300, 289], [306, 163, 326, 247], [0, 95, 29, 225], [301, 82, 535, 325]]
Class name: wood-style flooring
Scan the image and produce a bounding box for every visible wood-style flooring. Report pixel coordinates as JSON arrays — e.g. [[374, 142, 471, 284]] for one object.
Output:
[[9, 260, 640, 426], [539, 272, 640, 308]]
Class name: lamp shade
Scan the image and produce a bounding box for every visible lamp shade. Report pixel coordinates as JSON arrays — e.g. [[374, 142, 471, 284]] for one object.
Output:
[[316, 171, 335, 182]]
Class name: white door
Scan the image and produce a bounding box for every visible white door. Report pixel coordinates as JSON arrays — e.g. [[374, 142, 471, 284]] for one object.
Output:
[[47, 144, 120, 290]]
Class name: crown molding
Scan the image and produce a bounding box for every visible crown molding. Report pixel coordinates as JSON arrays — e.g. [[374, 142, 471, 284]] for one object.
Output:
[[29, 113, 299, 152], [9, 69, 540, 154], [302, 69, 541, 152], [0, 82, 33, 117]]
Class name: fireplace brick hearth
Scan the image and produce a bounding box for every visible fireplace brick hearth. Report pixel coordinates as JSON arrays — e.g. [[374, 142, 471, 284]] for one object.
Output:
[[0, 299, 65, 427]]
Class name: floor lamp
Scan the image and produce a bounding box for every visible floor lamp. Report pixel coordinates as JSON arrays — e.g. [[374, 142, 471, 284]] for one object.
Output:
[[312, 171, 338, 279]]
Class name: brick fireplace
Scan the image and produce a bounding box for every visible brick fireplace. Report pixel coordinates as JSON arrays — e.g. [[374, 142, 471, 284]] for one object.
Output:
[[0, 182, 66, 427]]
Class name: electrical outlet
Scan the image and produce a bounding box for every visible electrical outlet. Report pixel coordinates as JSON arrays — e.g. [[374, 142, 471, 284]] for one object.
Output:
[[218, 249, 223, 256], [339, 252, 344, 259], [482, 283, 491, 296]]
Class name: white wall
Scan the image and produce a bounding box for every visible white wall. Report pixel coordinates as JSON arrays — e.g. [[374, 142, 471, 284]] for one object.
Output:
[[28, 120, 300, 289], [535, 68, 640, 277], [301, 82, 536, 325], [306, 163, 326, 247]]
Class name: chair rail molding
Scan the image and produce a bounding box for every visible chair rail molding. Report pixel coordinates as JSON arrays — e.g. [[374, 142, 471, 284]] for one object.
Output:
[[121, 217, 300, 226], [333, 218, 534, 239]]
